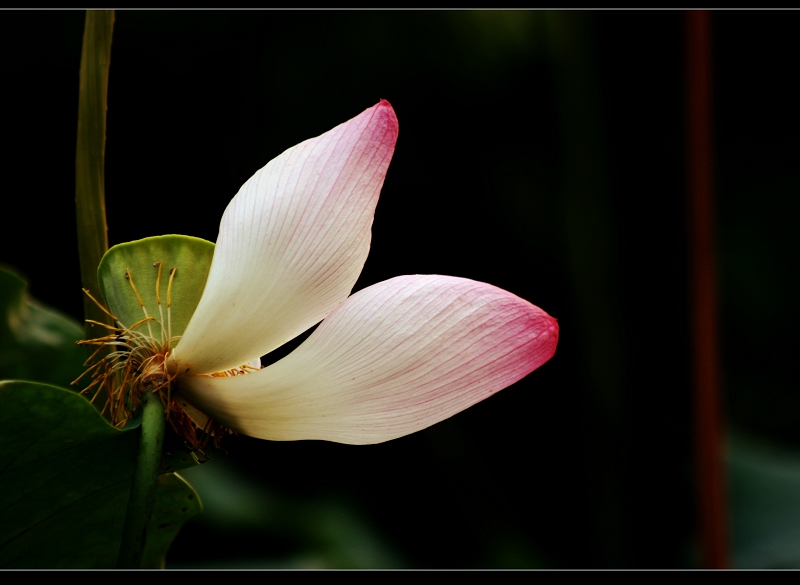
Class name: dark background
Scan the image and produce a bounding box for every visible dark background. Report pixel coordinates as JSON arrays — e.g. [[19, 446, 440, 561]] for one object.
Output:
[[2, 10, 798, 568]]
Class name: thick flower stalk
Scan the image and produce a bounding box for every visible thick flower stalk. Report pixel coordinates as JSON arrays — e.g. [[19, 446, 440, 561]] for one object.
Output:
[[83, 100, 558, 447]]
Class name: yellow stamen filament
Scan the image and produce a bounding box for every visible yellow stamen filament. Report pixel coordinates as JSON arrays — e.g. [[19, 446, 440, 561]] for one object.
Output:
[[84, 319, 121, 332], [207, 363, 262, 378], [82, 288, 121, 324], [71, 358, 104, 386], [154, 262, 165, 344], [127, 316, 158, 333], [126, 268, 154, 339], [82, 343, 106, 367], [167, 267, 177, 346]]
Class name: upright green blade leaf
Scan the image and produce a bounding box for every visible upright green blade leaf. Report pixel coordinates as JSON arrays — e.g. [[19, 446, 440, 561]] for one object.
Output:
[[0, 381, 201, 568], [76, 10, 114, 336]]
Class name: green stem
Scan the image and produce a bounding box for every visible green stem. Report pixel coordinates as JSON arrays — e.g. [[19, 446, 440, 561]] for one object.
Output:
[[76, 10, 114, 339], [117, 390, 166, 568]]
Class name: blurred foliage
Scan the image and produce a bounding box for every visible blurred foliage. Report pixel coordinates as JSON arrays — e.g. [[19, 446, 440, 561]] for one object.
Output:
[[0, 266, 84, 388], [172, 457, 404, 568], [729, 434, 800, 568]]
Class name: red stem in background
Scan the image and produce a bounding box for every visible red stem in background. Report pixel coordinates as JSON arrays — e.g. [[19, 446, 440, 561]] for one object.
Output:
[[685, 10, 728, 569]]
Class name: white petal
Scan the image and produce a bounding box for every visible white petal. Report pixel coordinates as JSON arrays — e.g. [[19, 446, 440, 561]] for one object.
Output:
[[174, 101, 399, 375], [177, 275, 558, 444]]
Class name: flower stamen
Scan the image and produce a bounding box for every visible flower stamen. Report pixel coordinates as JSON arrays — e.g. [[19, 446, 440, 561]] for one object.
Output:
[[207, 363, 261, 378], [154, 261, 165, 344], [125, 268, 154, 339], [167, 266, 177, 346], [82, 287, 120, 324], [73, 271, 234, 454]]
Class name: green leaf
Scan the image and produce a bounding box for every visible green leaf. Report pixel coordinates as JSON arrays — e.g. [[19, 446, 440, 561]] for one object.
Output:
[[0, 266, 85, 388], [0, 381, 201, 568], [76, 10, 114, 336], [97, 235, 215, 347], [142, 473, 202, 569], [730, 433, 800, 568]]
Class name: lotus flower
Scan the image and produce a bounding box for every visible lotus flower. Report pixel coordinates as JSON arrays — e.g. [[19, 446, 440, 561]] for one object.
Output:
[[94, 100, 558, 446]]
